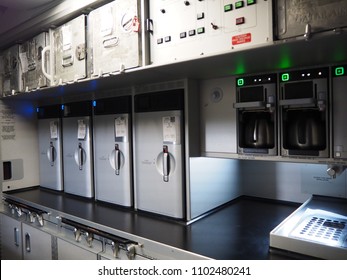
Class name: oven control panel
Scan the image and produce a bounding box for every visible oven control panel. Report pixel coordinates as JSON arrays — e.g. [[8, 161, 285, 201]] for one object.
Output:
[[149, 0, 273, 65]]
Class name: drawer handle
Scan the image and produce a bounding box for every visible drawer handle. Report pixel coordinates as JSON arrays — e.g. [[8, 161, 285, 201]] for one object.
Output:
[[14, 227, 19, 247], [25, 233, 31, 252]]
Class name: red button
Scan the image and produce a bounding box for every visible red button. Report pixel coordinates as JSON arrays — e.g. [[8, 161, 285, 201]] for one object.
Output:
[[236, 17, 245, 25]]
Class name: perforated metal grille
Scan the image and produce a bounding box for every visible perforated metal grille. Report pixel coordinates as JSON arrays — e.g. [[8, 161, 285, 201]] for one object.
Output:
[[292, 215, 347, 246], [301, 217, 345, 240]]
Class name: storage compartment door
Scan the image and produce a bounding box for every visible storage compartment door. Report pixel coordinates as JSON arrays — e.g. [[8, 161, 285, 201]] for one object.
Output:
[[135, 111, 184, 219]]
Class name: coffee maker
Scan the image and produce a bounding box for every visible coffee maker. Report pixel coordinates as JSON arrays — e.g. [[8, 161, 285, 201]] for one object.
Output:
[[279, 67, 329, 158], [234, 73, 277, 156]]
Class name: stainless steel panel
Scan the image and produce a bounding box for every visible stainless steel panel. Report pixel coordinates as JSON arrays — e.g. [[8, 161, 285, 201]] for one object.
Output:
[[135, 110, 184, 219], [0, 214, 23, 260], [276, 0, 347, 39], [22, 223, 53, 260], [52, 15, 87, 84], [62, 116, 94, 198], [1, 45, 22, 95], [199, 77, 237, 154], [93, 114, 132, 206], [332, 65, 347, 159], [38, 118, 63, 191], [19, 32, 49, 91], [88, 0, 142, 76]]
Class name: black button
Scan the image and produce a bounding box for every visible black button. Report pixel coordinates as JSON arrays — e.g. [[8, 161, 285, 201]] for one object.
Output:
[[180, 32, 187, 38]]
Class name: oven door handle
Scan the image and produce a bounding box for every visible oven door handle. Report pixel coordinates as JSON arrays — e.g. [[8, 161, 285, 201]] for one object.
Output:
[[49, 142, 55, 166], [78, 143, 84, 170], [114, 144, 121, 176], [233, 101, 266, 109], [279, 98, 316, 107], [163, 145, 170, 182]]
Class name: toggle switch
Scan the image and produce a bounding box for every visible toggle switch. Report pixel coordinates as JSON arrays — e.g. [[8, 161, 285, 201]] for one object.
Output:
[[236, 17, 245, 25], [197, 12, 204, 20]]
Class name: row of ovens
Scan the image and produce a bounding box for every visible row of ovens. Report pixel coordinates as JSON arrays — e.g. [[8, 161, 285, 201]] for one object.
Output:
[[234, 65, 347, 161]]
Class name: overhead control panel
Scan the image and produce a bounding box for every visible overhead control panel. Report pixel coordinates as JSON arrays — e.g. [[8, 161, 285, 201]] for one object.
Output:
[[148, 0, 273, 65]]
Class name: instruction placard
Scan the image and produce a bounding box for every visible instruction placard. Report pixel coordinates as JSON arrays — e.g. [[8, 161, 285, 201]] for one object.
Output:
[[162, 116, 181, 144], [115, 116, 128, 139], [77, 119, 87, 140]]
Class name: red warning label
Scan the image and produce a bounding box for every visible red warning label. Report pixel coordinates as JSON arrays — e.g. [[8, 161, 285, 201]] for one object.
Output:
[[232, 33, 252, 45]]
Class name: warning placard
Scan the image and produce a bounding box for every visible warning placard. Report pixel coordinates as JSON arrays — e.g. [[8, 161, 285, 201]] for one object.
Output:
[[232, 33, 252, 45]]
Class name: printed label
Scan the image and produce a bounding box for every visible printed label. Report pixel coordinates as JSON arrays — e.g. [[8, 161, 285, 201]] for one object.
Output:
[[77, 119, 86, 140], [115, 116, 128, 138], [232, 33, 252, 45], [50, 121, 58, 139], [163, 116, 180, 144]]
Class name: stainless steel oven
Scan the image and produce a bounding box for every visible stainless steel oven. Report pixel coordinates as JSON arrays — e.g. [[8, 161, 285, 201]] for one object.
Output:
[[234, 73, 277, 156], [279, 67, 329, 158]]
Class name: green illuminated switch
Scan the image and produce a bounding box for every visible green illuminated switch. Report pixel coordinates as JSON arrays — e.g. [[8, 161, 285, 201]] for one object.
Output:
[[335, 67, 345, 76], [237, 78, 244, 86], [281, 73, 290, 81], [224, 4, 233, 12], [235, 1, 244, 9], [247, 0, 256, 5], [197, 27, 205, 34]]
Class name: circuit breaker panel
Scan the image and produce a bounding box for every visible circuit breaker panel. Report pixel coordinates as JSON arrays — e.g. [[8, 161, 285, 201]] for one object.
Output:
[[148, 0, 273, 65]]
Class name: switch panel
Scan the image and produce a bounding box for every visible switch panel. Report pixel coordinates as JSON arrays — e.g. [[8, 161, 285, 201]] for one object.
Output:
[[149, 0, 273, 65]]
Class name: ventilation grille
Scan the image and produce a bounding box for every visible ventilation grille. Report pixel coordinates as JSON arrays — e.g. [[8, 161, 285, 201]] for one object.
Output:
[[291, 215, 347, 248], [134, 80, 186, 94]]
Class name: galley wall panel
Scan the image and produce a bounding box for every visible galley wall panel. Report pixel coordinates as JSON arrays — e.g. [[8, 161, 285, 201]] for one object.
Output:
[[0, 99, 39, 192], [199, 77, 237, 155]]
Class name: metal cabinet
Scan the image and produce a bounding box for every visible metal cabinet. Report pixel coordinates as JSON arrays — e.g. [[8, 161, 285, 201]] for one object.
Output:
[[0, 213, 23, 260], [57, 237, 101, 260], [22, 223, 53, 260]]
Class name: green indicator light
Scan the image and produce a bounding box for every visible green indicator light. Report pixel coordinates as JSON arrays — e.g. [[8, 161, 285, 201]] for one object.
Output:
[[247, 0, 256, 5], [235, 1, 244, 9], [197, 27, 205, 34], [224, 4, 233, 12], [335, 67, 344, 76], [281, 73, 289, 81], [237, 78, 244, 86]]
